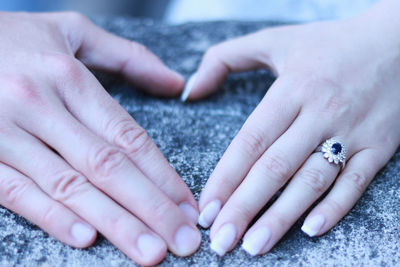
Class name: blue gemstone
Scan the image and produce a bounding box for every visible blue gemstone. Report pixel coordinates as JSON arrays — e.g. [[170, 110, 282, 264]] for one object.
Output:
[[331, 143, 342, 155]]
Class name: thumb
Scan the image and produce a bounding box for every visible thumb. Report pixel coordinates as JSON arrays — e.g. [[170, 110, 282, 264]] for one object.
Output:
[[181, 28, 284, 102], [57, 12, 185, 97]]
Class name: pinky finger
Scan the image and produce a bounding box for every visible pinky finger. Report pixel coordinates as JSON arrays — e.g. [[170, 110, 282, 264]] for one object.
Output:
[[300, 148, 392, 237], [0, 163, 96, 248]]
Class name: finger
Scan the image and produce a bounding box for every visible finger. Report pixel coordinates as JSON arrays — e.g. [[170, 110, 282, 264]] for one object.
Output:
[[181, 28, 285, 101], [0, 127, 168, 266], [198, 79, 301, 228], [48, 12, 184, 96], [19, 105, 201, 256], [301, 147, 393, 238], [0, 163, 96, 248], [241, 153, 338, 256], [52, 62, 198, 223], [207, 117, 325, 255]]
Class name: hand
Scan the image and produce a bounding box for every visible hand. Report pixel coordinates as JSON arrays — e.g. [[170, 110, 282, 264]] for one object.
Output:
[[183, 0, 400, 256], [0, 12, 201, 266]]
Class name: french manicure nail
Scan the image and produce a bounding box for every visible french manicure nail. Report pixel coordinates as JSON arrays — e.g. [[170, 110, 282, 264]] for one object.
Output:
[[210, 223, 236, 256], [137, 233, 166, 262], [175, 225, 201, 256], [180, 72, 197, 102], [301, 214, 325, 237], [198, 199, 222, 228], [242, 227, 271, 256], [179, 202, 199, 225], [71, 222, 96, 245]]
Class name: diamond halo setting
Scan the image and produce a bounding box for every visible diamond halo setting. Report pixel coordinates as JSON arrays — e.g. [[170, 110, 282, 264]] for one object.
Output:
[[317, 138, 347, 169]]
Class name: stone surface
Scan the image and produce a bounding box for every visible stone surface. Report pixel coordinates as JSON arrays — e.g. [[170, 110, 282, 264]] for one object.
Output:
[[0, 17, 399, 267]]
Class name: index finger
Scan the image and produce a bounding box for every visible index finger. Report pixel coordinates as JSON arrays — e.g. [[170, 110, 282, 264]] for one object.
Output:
[[44, 12, 184, 96], [181, 28, 284, 101]]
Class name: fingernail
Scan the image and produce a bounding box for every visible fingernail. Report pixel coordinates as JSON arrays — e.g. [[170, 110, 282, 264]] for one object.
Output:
[[242, 227, 271, 256], [198, 199, 221, 228], [137, 233, 166, 262], [210, 223, 236, 256], [301, 214, 325, 237], [71, 222, 96, 245], [179, 202, 199, 225], [180, 72, 197, 102], [175, 225, 201, 256]]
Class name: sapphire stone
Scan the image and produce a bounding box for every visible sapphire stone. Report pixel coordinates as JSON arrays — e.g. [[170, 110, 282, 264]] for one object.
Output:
[[331, 143, 342, 155]]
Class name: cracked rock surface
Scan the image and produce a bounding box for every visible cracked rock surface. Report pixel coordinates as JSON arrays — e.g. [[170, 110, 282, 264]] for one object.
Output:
[[0, 18, 399, 267]]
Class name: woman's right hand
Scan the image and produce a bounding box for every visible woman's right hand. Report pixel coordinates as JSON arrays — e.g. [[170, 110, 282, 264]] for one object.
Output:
[[0, 12, 200, 266]]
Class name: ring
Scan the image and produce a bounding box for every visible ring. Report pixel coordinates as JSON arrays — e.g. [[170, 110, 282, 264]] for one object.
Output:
[[316, 138, 347, 170]]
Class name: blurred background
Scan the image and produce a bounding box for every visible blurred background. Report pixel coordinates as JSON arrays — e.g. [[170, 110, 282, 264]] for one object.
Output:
[[0, 0, 378, 23]]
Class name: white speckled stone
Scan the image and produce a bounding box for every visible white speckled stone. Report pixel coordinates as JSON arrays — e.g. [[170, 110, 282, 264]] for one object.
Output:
[[0, 18, 398, 267]]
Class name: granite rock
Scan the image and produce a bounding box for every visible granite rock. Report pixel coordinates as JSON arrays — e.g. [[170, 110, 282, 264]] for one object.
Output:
[[0, 17, 399, 267]]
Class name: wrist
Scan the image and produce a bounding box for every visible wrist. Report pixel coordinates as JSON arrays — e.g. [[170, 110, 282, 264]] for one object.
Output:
[[353, 0, 400, 41]]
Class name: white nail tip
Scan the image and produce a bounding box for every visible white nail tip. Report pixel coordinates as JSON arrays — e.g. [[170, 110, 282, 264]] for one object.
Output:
[[242, 227, 271, 256], [180, 72, 197, 102], [301, 214, 325, 237], [210, 242, 226, 256], [210, 223, 236, 256], [198, 199, 222, 228], [301, 224, 316, 237]]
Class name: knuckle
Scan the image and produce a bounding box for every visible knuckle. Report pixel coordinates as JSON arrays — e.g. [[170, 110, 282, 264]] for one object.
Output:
[[297, 78, 314, 94], [319, 94, 350, 116], [259, 153, 291, 185], [50, 170, 90, 202], [324, 198, 345, 216], [104, 213, 127, 239], [63, 11, 88, 25], [88, 145, 127, 178], [0, 177, 31, 207], [296, 76, 334, 95], [204, 46, 217, 58], [42, 53, 82, 82], [203, 44, 224, 63], [41, 204, 60, 227], [275, 215, 290, 229], [269, 209, 290, 229], [110, 119, 151, 155], [1, 74, 42, 104], [205, 44, 224, 58], [230, 204, 254, 223], [132, 43, 149, 55], [298, 168, 328, 194], [118, 42, 150, 76], [125, 43, 150, 66], [340, 172, 369, 194], [151, 199, 175, 220], [297, 77, 351, 117], [102, 213, 143, 242], [236, 128, 266, 157], [201, 42, 230, 74], [211, 170, 241, 196]]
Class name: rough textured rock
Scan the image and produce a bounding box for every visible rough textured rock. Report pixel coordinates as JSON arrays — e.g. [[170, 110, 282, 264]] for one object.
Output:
[[0, 18, 399, 267]]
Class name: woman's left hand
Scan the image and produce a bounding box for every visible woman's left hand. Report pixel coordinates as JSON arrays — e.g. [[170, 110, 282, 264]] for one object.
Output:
[[182, 0, 400, 256]]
